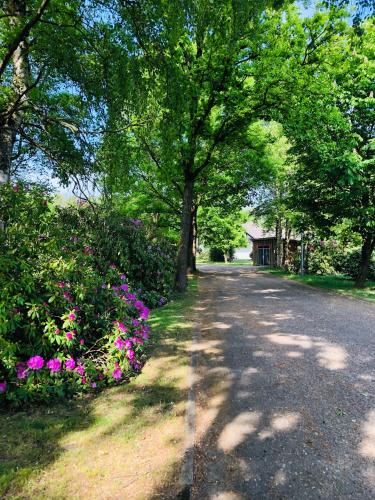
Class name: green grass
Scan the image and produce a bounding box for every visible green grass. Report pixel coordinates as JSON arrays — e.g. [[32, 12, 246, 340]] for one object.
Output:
[[197, 258, 253, 266], [262, 269, 375, 302], [0, 279, 197, 499]]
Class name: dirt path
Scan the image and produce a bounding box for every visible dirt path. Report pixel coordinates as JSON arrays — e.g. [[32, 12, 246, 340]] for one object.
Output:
[[192, 266, 375, 499]]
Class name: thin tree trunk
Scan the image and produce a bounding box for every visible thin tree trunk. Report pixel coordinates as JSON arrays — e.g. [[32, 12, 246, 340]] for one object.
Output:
[[175, 173, 194, 292], [275, 217, 283, 267], [187, 205, 197, 274], [355, 233, 375, 288], [0, 0, 30, 185], [283, 223, 291, 269]]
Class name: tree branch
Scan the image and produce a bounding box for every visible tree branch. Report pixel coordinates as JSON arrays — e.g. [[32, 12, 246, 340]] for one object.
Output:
[[0, 0, 51, 81]]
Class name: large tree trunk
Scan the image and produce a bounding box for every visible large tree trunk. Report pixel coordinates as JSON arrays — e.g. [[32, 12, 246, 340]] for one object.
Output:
[[0, 0, 30, 184], [175, 173, 194, 292], [355, 233, 375, 288], [187, 205, 197, 274], [275, 217, 283, 267]]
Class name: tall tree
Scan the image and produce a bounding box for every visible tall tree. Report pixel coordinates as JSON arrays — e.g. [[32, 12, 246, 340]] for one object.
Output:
[[103, 0, 293, 291], [0, 0, 117, 185]]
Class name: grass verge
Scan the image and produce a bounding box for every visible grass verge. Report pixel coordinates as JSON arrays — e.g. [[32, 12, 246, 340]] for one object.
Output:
[[0, 278, 197, 500], [262, 269, 375, 302]]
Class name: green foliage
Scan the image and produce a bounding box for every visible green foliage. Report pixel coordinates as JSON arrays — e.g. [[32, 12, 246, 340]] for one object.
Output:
[[199, 207, 247, 260]]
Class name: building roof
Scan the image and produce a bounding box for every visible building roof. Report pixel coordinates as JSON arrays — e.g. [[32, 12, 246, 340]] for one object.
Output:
[[244, 221, 300, 241]]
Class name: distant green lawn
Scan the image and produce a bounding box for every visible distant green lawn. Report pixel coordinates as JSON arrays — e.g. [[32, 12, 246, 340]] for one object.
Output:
[[197, 258, 252, 266], [262, 269, 375, 302]]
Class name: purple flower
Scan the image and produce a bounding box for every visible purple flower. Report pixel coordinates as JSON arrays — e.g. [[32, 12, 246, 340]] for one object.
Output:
[[124, 339, 133, 349], [140, 307, 150, 321], [114, 337, 126, 350], [63, 291, 73, 302], [132, 319, 140, 327], [27, 355, 44, 370], [47, 358, 62, 373], [120, 274, 126, 281], [126, 349, 135, 361], [127, 293, 136, 301], [0, 381, 7, 393], [91, 382, 97, 389], [65, 357, 76, 371], [16, 362, 28, 379], [112, 366, 122, 379], [134, 300, 143, 310], [76, 365, 85, 376], [101, 283, 106, 289], [120, 284, 129, 292], [133, 362, 142, 371]]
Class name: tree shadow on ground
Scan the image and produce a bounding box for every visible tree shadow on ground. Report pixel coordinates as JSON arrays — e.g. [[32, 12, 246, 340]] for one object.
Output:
[[152, 266, 375, 499]]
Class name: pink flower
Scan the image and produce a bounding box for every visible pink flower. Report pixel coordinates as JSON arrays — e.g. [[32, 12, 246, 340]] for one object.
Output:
[[110, 263, 117, 269], [112, 366, 122, 379], [57, 281, 65, 288], [124, 339, 133, 349], [46, 358, 62, 373], [83, 246, 93, 255], [117, 322, 127, 333], [81, 377, 87, 384], [63, 291, 73, 302], [16, 362, 28, 379], [134, 300, 143, 310], [126, 349, 135, 361], [76, 365, 85, 376], [114, 337, 125, 350], [66, 331, 74, 341], [0, 381, 7, 392], [98, 373, 104, 381], [80, 339, 85, 345], [27, 355, 44, 370], [91, 382, 97, 388], [68, 312, 76, 321], [65, 357, 76, 371], [140, 307, 150, 320], [55, 328, 61, 335]]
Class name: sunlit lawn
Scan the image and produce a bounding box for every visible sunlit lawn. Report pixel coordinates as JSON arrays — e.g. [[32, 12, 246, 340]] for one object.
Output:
[[0, 279, 197, 499], [262, 269, 375, 302], [197, 258, 253, 266]]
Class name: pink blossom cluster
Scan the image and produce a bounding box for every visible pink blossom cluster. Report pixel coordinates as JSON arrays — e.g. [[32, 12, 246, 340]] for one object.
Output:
[[1, 270, 150, 397]]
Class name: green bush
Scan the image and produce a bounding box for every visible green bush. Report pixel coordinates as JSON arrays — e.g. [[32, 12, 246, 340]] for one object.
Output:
[[335, 250, 375, 280], [0, 183, 175, 405]]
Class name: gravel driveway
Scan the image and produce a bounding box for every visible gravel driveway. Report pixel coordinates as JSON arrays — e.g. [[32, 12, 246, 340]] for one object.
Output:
[[191, 266, 375, 499]]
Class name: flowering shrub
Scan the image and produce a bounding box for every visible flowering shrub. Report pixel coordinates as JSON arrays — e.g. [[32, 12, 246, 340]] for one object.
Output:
[[0, 183, 174, 406]]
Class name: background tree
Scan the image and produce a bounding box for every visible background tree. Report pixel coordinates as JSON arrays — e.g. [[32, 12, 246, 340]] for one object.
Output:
[[198, 206, 247, 262]]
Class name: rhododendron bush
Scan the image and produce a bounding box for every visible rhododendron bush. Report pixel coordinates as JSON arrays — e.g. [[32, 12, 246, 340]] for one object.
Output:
[[0, 183, 175, 405]]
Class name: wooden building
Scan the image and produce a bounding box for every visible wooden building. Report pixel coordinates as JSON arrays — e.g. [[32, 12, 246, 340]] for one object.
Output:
[[244, 222, 299, 267]]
